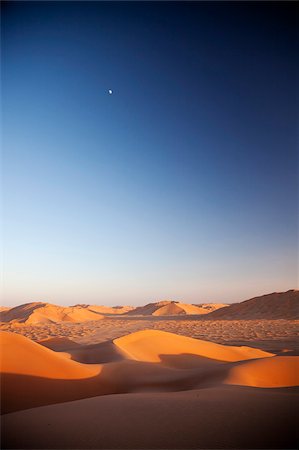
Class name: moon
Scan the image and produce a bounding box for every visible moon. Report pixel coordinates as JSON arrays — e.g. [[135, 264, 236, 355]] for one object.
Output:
[[108, 89, 113, 95]]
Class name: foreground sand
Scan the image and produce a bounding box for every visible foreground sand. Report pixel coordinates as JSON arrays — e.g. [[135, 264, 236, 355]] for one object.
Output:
[[1, 322, 298, 449], [3, 386, 298, 449]]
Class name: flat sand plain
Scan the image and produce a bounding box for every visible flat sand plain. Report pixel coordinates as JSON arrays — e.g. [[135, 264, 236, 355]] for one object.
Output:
[[2, 316, 298, 353]]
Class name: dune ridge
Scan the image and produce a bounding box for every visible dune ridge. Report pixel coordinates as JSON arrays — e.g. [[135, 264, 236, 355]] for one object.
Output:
[[113, 329, 273, 363], [125, 300, 228, 316], [225, 356, 299, 388], [207, 289, 299, 320], [1, 328, 298, 420], [0, 302, 105, 325]]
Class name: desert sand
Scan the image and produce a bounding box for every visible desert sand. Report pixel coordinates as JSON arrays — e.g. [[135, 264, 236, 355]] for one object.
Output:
[[1, 290, 298, 449], [0, 302, 105, 325]]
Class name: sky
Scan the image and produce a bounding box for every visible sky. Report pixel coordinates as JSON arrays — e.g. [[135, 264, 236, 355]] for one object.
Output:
[[2, 1, 298, 306]]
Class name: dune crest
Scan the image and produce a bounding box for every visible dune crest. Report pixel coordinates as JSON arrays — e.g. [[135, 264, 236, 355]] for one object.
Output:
[[126, 300, 228, 316], [0, 302, 104, 325], [225, 356, 299, 387], [113, 329, 273, 362], [0, 331, 99, 379], [207, 289, 299, 320], [87, 304, 134, 315]]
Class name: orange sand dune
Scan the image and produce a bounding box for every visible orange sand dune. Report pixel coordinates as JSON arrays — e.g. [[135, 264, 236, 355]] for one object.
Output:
[[225, 355, 299, 387], [1, 328, 299, 419], [38, 338, 127, 364], [152, 302, 185, 315], [208, 289, 299, 320], [0, 302, 104, 324], [113, 329, 273, 363], [0, 331, 218, 413], [0, 331, 99, 379], [87, 305, 134, 315], [126, 300, 228, 316], [73, 304, 135, 315], [0, 331, 103, 413], [193, 302, 229, 312]]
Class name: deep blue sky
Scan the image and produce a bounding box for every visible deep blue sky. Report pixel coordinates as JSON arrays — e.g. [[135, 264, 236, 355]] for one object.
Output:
[[2, 1, 298, 306]]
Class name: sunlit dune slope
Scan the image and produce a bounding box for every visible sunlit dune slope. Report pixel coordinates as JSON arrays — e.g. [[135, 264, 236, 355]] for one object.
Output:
[[0, 331, 99, 379], [225, 356, 299, 387], [88, 305, 134, 315], [126, 300, 228, 316], [193, 302, 229, 313], [0, 331, 105, 413], [0, 302, 104, 324], [73, 304, 134, 315], [1, 329, 298, 416], [152, 302, 185, 315], [207, 289, 299, 320], [113, 329, 273, 362]]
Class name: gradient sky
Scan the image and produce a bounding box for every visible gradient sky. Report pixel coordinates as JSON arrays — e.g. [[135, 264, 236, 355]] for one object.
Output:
[[2, 1, 298, 306]]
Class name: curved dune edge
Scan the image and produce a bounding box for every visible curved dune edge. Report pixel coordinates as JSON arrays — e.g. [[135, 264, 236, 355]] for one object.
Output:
[[225, 356, 299, 388], [0, 302, 105, 325], [113, 329, 274, 363], [1, 330, 298, 415], [37, 337, 81, 351], [0, 331, 100, 379]]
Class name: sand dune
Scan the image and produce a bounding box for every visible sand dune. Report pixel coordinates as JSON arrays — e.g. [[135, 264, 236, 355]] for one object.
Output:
[[0, 331, 99, 379], [225, 355, 299, 388], [208, 289, 299, 320], [126, 300, 228, 316], [0, 330, 217, 413], [0, 302, 104, 324], [3, 387, 298, 449], [0, 331, 104, 413], [74, 304, 134, 315], [113, 329, 273, 363], [193, 302, 229, 312], [1, 327, 298, 426], [1, 292, 298, 449]]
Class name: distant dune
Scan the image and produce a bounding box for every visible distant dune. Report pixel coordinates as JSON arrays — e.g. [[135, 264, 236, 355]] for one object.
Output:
[[0, 302, 105, 325], [87, 304, 134, 315], [125, 300, 228, 316], [1, 290, 297, 325], [206, 290, 299, 320]]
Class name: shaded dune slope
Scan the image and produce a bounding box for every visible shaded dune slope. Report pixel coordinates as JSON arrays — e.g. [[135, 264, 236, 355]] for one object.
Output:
[[125, 300, 227, 316], [207, 289, 299, 320], [1, 329, 298, 415], [0, 302, 104, 324], [3, 387, 298, 450], [113, 329, 273, 363]]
